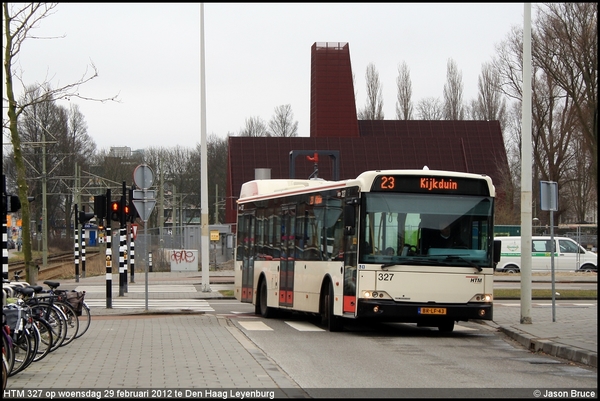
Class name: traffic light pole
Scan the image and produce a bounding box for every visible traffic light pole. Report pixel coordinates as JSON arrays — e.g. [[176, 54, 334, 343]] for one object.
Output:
[[119, 181, 127, 297], [74, 204, 80, 283], [105, 189, 113, 308], [129, 184, 136, 284], [3, 175, 8, 280]]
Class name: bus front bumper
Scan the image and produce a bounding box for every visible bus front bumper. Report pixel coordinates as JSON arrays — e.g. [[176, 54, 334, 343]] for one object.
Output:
[[356, 299, 493, 322]]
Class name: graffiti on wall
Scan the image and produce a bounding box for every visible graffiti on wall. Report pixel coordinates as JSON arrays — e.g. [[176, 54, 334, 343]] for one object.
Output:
[[171, 249, 196, 264]]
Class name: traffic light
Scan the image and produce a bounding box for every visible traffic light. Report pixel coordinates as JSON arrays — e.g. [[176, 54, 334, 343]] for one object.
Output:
[[6, 194, 21, 213], [128, 202, 138, 223], [94, 195, 106, 220], [79, 210, 95, 225], [110, 201, 121, 221], [123, 203, 130, 222]]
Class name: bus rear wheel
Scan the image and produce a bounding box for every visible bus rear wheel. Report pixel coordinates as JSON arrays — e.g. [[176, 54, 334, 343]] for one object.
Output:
[[257, 279, 275, 318], [321, 281, 343, 332]]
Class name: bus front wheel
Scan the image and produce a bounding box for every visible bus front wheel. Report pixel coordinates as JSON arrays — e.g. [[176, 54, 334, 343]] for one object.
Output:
[[321, 281, 343, 332], [438, 320, 455, 333]]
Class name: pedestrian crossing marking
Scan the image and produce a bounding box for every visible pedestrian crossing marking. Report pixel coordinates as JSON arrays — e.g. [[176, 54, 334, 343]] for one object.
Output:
[[238, 321, 273, 331], [454, 324, 476, 331], [285, 321, 325, 331], [85, 299, 213, 311], [76, 285, 197, 293], [236, 320, 478, 332]]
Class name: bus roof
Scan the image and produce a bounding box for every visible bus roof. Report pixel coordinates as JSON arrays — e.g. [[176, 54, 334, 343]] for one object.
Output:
[[237, 168, 495, 203]]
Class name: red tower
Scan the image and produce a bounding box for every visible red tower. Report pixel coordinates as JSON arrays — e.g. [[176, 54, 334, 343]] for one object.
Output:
[[310, 42, 360, 138]]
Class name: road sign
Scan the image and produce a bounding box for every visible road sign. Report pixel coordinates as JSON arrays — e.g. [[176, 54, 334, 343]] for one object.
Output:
[[540, 181, 558, 211], [133, 164, 154, 190], [132, 224, 138, 240], [132, 199, 156, 222], [210, 230, 220, 241], [133, 190, 155, 199]]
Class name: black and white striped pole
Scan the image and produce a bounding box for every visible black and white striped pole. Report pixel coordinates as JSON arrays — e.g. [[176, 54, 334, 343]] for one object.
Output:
[[119, 182, 127, 297], [129, 225, 135, 283], [77, 206, 94, 282], [74, 204, 80, 283], [106, 189, 113, 308]]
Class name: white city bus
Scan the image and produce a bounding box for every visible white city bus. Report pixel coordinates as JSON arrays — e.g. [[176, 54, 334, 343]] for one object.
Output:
[[234, 168, 501, 332]]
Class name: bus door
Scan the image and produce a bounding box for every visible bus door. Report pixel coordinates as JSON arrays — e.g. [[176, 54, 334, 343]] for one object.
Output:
[[343, 202, 359, 313], [279, 205, 296, 307], [239, 212, 255, 303]]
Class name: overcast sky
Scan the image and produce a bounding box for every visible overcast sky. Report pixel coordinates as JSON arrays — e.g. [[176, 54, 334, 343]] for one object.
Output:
[[3, 3, 525, 151]]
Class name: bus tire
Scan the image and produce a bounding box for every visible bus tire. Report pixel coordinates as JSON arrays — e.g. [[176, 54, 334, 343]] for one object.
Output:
[[503, 265, 519, 274], [257, 278, 275, 318], [438, 320, 455, 333], [321, 281, 343, 332]]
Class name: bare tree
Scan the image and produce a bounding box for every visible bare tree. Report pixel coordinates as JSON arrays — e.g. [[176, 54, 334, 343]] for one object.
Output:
[[416, 97, 443, 120], [3, 3, 118, 282], [268, 104, 298, 137], [395, 61, 413, 120], [532, 3, 597, 194], [205, 134, 228, 223], [239, 116, 268, 137], [470, 62, 508, 126], [358, 63, 384, 120], [442, 58, 465, 120], [494, 102, 522, 224], [493, 4, 596, 226]]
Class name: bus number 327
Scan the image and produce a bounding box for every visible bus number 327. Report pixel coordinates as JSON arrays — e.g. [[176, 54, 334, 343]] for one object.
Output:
[[378, 273, 394, 281]]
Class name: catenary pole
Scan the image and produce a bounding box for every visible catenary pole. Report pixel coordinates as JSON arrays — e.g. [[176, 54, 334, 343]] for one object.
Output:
[[520, 3, 533, 324], [200, 3, 211, 292]]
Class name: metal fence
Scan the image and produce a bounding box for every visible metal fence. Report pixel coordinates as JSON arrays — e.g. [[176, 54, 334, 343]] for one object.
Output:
[[113, 225, 235, 272]]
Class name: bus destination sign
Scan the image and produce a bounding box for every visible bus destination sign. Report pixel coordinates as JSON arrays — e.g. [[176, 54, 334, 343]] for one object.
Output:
[[373, 175, 490, 196]]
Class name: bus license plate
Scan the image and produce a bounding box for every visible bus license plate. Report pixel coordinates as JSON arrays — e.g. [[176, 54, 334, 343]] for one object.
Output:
[[419, 307, 447, 315]]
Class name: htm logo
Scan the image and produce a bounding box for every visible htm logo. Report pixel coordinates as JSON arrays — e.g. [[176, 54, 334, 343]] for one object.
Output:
[[467, 276, 482, 283], [4, 390, 25, 398]]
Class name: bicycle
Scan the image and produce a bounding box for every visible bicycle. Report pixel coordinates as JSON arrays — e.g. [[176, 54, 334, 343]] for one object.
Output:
[[7, 286, 54, 364], [3, 301, 37, 376], [43, 282, 83, 343], [9, 284, 69, 353]]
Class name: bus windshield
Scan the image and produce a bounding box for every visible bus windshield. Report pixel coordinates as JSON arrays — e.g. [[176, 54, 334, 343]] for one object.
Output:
[[360, 192, 494, 268]]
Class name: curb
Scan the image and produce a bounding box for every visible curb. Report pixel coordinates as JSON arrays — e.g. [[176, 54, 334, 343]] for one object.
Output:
[[497, 326, 597, 368]]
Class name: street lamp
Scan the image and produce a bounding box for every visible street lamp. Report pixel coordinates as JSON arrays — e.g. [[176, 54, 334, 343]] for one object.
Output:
[[533, 217, 540, 234]]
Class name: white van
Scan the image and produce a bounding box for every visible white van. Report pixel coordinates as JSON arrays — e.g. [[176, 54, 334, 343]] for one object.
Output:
[[495, 236, 597, 273]]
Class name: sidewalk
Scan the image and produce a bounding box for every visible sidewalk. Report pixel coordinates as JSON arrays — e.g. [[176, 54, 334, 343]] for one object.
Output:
[[42, 270, 600, 369], [485, 273, 597, 368]]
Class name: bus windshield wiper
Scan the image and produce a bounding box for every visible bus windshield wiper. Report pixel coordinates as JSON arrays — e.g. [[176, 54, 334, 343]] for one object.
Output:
[[381, 259, 440, 269], [444, 256, 482, 272]]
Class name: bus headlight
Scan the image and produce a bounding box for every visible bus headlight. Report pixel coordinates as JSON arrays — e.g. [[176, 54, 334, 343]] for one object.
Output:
[[469, 293, 493, 302], [361, 290, 391, 299]]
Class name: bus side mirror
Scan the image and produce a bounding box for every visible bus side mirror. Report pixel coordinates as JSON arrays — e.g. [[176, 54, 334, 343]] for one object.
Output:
[[344, 205, 355, 236], [493, 240, 501, 264]]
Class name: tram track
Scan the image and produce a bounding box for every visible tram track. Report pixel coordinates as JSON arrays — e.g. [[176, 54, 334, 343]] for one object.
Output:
[[7, 250, 101, 281]]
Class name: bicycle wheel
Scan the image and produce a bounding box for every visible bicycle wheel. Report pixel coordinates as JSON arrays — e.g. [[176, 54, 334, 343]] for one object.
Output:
[[37, 303, 68, 352], [75, 302, 91, 339], [9, 327, 36, 376], [32, 318, 53, 362], [57, 302, 79, 347], [2, 347, 7, 390], [2, 329, 14, 382]]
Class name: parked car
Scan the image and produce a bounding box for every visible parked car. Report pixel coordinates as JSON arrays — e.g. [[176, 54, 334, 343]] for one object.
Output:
[[495, 236, 597, 273]]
